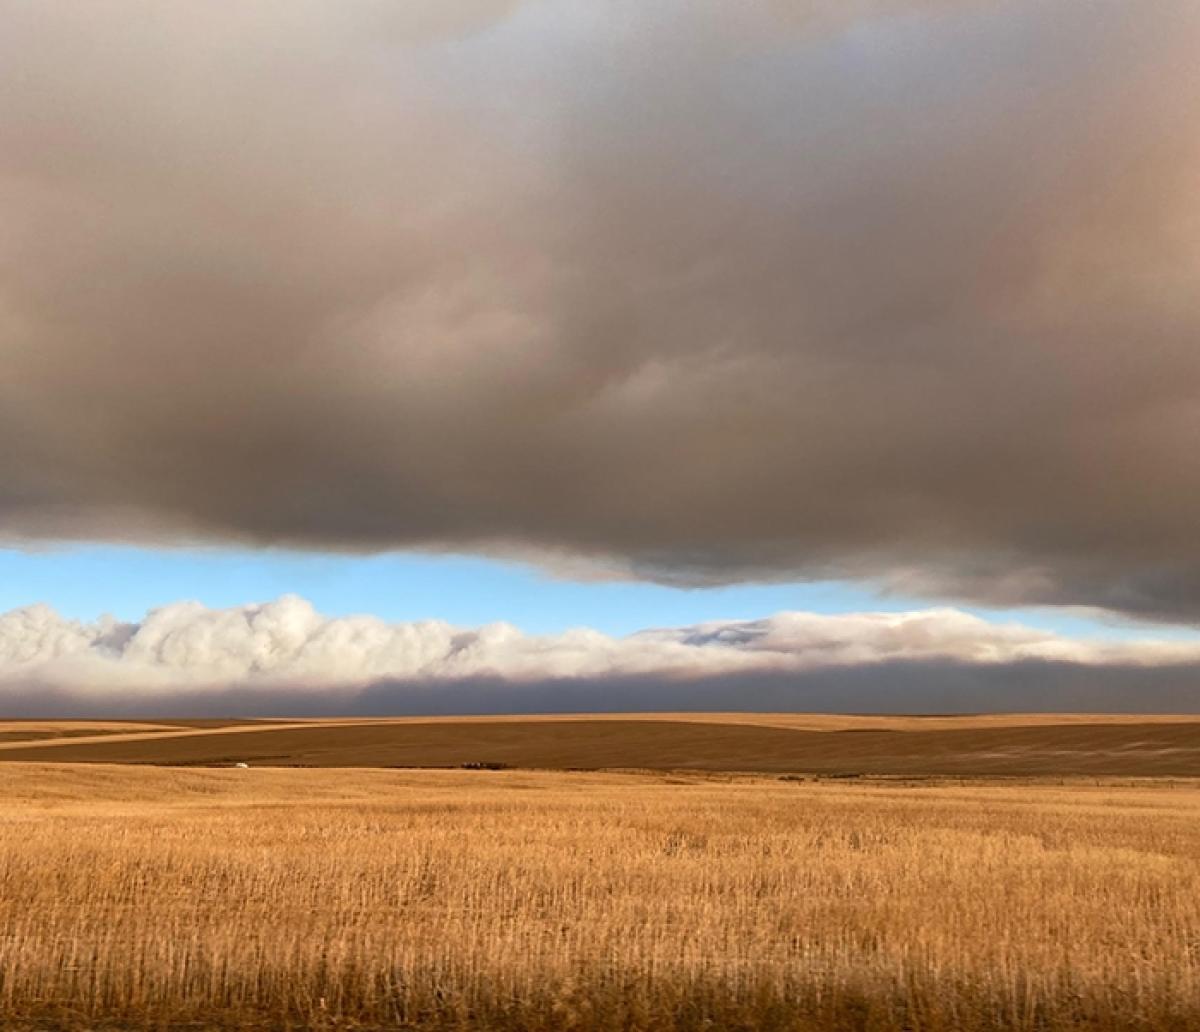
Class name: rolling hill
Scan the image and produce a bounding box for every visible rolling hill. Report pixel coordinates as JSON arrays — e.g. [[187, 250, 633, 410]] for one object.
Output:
[[1, 714, 1198, 776]]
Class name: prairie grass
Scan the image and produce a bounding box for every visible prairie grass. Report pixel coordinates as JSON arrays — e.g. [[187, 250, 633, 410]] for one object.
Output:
[[1, 764, 1198, 1030]]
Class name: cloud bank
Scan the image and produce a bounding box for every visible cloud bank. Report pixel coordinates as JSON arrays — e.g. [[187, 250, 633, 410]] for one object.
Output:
[[3, 2, 1200, 619], [2, 596, 1200, 715]]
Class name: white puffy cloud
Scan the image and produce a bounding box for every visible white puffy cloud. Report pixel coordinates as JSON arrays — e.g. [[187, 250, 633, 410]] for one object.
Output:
[[1, 595, 1197, 699]]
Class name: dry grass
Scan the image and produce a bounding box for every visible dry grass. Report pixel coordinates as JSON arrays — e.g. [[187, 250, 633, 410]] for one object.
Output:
[[186, 713, 1200, 731], [1, 764, 1198, 1030], [0, 721, 184, 744]]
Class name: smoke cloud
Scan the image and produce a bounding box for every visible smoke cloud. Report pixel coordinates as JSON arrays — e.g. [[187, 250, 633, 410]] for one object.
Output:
[[3, 2, 1200, 619], [3, 595, 1200, 717]]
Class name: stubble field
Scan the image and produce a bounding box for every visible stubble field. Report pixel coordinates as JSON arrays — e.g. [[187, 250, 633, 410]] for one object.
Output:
[[1, 762, 1198, 1031]]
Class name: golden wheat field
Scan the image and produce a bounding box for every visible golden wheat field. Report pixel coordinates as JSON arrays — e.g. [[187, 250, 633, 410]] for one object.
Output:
[[1, 763, 1198, 1031]]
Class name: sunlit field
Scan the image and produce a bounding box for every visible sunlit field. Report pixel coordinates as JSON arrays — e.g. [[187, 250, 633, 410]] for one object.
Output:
[[2, 764, 1198, 1030]]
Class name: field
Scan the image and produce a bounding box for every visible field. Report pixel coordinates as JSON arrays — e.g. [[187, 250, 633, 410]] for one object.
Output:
[[2, 760, 1199, 1031], [2, 713, 1200, 776]]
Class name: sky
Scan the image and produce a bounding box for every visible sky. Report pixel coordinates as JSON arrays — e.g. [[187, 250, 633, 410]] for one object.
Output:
[[3, 0, 1200, 714], [9, 544, 1198, 642]]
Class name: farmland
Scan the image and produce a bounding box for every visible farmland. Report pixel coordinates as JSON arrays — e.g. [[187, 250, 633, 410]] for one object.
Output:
[[1, 760, 1198, 1030], [2, 713, 1200, 776]]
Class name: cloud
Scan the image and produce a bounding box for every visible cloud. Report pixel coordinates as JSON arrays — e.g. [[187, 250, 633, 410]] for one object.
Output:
[[3, 595, 1200, 717], [3, 2, 1200, 619]]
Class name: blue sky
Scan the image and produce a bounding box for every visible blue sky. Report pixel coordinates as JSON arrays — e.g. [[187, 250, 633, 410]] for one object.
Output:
[[3, 545, 1196, 642]]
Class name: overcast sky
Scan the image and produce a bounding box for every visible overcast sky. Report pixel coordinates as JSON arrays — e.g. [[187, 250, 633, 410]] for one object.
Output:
[[3, 1, 1199, 712]]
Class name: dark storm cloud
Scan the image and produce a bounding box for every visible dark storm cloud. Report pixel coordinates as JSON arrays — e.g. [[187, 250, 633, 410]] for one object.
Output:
[[4, 663, 1200, 720], [4, 1, 1200, 619]]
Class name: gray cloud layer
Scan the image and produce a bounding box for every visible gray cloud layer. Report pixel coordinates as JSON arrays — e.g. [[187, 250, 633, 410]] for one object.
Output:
[[4, 2, 1200, 619], [8, 663, 1200, 720]]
